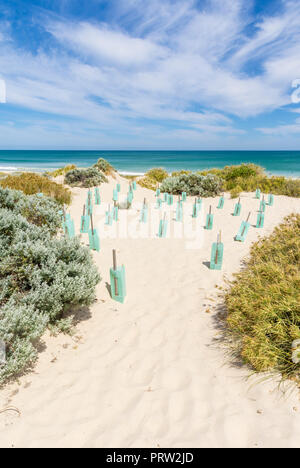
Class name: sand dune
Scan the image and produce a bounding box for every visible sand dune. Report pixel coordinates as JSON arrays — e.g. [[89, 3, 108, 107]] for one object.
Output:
[[0, 176, 300, 448]]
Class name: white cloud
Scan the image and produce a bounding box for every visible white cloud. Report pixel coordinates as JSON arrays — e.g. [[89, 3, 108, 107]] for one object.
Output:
[[47, 21, 168, 66], [1, 0, 300, 147]]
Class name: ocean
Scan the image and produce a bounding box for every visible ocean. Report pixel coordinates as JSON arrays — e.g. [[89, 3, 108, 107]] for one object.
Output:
[[0, 150, 299, 177]]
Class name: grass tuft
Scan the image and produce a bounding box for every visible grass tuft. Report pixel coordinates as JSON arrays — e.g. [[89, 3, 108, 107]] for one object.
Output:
[[225, 214, 300, 380], [0, 172, 71, 205]]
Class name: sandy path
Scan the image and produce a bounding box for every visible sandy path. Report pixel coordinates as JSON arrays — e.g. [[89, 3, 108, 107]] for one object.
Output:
[[0, 176, 299, 448]]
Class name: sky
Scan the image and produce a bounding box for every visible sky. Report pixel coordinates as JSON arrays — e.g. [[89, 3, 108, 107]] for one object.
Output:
[[1, 0, 300, 150]]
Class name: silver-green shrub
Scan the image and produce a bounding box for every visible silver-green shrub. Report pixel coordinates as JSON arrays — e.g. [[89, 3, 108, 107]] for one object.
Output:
[[0, 190, 101, 384], [0, 187, 61, 234], [160, 173, 223, 196], [65, 167, 108, 188]]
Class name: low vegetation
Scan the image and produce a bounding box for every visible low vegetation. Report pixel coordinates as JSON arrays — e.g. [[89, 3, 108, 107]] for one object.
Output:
[[199, 164, 300, 198], [65, 167, 108, 188], [0, 187, 100, 384], [0, 172, 72, 205], [225, 214, 300, 381], [93, 158, 115, 176], [138, 167, 168, 190], [160, 173, 222, 197], [44, 165, 77, 178]]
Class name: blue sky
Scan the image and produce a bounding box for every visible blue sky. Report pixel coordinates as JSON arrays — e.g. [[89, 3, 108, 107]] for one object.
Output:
[[1, 0, 300, 149]]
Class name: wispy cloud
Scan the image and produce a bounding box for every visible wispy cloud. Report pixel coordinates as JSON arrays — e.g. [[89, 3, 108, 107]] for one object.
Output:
[[1, 0, 300, 148]]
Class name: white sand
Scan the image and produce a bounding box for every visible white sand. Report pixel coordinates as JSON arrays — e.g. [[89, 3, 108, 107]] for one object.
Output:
[[0, 176, 300, 448]]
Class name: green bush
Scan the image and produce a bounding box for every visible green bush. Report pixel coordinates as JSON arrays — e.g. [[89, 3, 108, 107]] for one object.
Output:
[[230, 186, 242, 199], [160, 173, 222, 197], [0, 187, 61, 235], [138, 177, 157, 191], [146, 168, 168, 183], [199, 164, 300, 198], [65, 167, 108, 188], [138, 168, 168, 191], [93, 158, 115, 175], [0, 189, 100, 384], [0, 172, 72, 205], [225, 214, 300, 380]]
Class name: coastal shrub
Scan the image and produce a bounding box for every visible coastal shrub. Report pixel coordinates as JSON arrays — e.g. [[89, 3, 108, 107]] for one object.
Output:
[[45, 165, 77, 178], [160, 173, 222, 197], [0, 200, 100, 384], [65, 167, 108, 188], [0, 172, 72, 205], [146, 168, 168, 183], [230, 186, 242, 199], [138, 177, 157, 191], [138, 168, 168, 191], [93, 158, 115, 176], [0, 187, 61, 234], [225, 214, 300, 380], [199, 164, 300, 198]]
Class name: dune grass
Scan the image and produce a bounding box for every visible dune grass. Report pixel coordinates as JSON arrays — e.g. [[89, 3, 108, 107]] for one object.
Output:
[[45, 165, 77, 178], [199, 164, 300, 198], [0, 172, 72, 205], [225, 214, 300, 381], [138, 167, 169, 190]]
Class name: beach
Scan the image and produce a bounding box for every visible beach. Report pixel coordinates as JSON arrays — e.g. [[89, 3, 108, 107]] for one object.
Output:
[[0, 174, 300, 448]]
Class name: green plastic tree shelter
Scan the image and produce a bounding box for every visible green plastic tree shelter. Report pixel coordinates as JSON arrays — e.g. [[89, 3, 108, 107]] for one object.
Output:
[[105, 205, 113, 225], [117, 183, 121, 192], [176, 200, 183, 222], [64, 219, 75, 239], [192, 198, 199, 218], [110, 249, 126, 303], [127, 191, 133, 204], [235, 212, 251, 242], [61, 208, 71, 223], [94, 187, 101, 205], [205, 206, 214, 230], [87, 190, 92, 206], [255, 188, 261, 199], [210, 231, 224, 270], [256, 210, 265, 228], [217, 195, 225, 209], [197, 198, 202, 209], [182, 192, 187, 202], [260, 196, 266, 213], [113, 202, 119, 222], [86, 192, 93, 215], [267, 194, 274, 206], [167, 194, 174, 205], [158, 213, 168, 237], [88, 214, 100, 252], [140, 198, 148, 223], [113, 188, 118, 202], [61, 209, 75, 238], [233, 198, 242, 216], [80, 204, 90, 233], [163, 193, 168, 202], [156, 197, 162, 209], [156, 186, 161, 197], [133, 181, 137, 190]]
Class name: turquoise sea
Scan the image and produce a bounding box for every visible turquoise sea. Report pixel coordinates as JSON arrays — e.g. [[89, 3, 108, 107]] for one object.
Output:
[[0, 150, 299, 177]]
